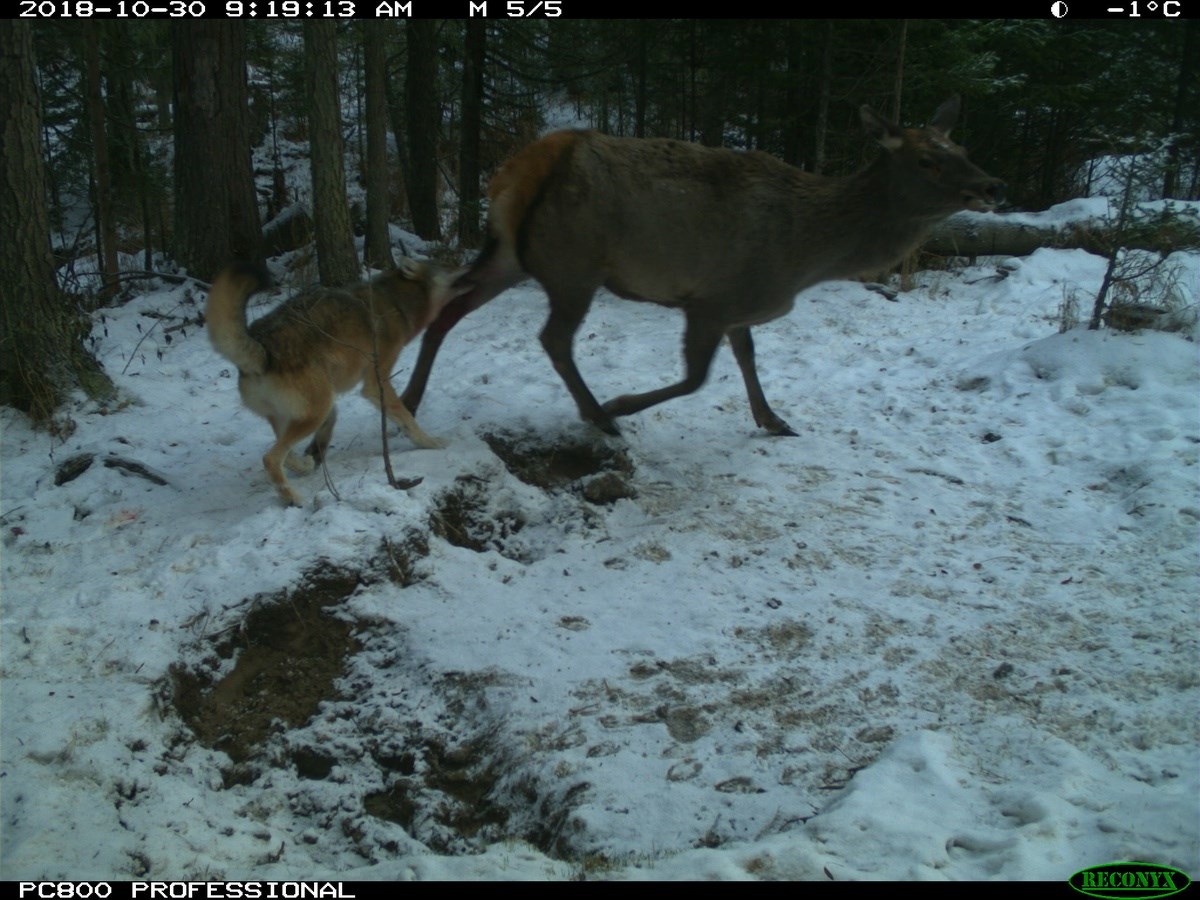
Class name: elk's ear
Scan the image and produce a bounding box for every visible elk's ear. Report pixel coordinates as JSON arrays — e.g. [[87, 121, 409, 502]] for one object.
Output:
[[929, 95, 961, 137], [861, 105, 904, 151]]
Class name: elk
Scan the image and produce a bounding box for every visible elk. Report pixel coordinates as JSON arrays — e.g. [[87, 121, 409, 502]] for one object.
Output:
[[401, 96, 1004, 437]]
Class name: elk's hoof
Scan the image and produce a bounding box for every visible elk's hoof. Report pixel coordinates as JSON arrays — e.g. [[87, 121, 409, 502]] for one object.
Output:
[[589, 412, 622, 437], [764, 419, 798, 437]]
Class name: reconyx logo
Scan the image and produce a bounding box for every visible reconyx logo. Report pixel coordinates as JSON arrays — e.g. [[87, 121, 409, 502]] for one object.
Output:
[[1070, 862, 1192, 899]]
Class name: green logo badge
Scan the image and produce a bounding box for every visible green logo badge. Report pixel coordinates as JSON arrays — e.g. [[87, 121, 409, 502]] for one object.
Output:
[[1070, 862, 1192, 899]]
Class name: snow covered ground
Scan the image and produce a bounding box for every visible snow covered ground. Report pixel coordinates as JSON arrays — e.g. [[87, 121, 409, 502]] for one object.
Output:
[[2, 225, 1198, 880]]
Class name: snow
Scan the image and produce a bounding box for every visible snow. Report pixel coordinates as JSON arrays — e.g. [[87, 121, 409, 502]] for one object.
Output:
[[2, 233, 1198, 881]]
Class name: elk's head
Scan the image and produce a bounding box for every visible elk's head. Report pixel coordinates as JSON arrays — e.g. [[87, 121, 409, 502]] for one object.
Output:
[[861, 96, 1006, 217]]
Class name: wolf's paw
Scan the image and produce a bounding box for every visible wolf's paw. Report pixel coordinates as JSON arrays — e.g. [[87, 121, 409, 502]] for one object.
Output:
[[407, 431, 447, 450], [285, 451, 316, 475], [278, 485, 305, 507]]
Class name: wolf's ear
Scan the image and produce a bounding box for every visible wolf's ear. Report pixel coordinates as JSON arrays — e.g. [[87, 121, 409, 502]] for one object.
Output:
[[397, 257, 423, 280], [430, 268, 474, 308]]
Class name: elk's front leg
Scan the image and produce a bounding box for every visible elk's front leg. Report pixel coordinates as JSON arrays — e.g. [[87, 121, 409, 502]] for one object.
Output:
[[728, 326, 796, 436], [540, 286, 619, 435]]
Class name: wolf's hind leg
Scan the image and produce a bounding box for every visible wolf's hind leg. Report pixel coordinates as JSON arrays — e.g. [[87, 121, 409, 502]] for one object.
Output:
[[298, 406, 338, 469], [264, 414, 325, 506]]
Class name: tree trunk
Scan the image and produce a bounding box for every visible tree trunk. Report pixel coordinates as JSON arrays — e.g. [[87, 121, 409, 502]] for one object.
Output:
[[751, 34, 766, 151], [697, 29, 724, 148], [892, 20, 907, 121], [782, 21, 803, 168], [362, 22, 395, 269], [260, 36, 288, 222], [304, 21, 359, 287], [687, 21, 697, 143], [634, 21, 648, 139], [922, 210, 1196, 259], [404, 20, 441, 241], [1039, 105, 1063, 208], [154, 48, 172, 131], [105, 26, 154, 271], [131, 108, 152, 272], [1162, 20, 1198, 199], [172, 22, 262, 281], [383, 60, 416, 235], [457, 19, 485, 248], [84, 28, 119, 299], [812, 21, 833, 175], [1, 22, 113, 424]]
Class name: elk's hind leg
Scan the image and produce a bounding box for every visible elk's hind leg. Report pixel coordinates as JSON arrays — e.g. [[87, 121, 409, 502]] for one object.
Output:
[[601, 313, 724, 424], [300, 405, 338, 467]]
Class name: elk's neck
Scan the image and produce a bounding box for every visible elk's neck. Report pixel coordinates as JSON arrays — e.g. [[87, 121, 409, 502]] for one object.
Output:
[[806, 158, 944, 283]]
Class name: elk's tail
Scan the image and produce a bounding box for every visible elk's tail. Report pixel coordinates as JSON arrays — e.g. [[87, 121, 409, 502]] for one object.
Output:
[[486, 130, 581, 252]]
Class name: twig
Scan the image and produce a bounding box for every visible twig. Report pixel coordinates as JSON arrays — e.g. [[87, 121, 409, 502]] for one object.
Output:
[[108, 271, 212, 290], [319, 455, 341, 502], [164, 317, 203, 335], [368, 287, 423, 492], [103, 455, 169, 486], [121, 298, 197, 375], [369, 286, 400, 490]]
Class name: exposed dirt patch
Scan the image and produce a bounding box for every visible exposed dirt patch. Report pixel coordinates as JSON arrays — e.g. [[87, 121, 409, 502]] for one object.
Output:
[[164, 544, 598, 858], [581, 471, 636, 505], [734, 619, 815, 657], [627, 656, 743, 685], [291, 745, 337, 780], [364, 736, 511, 847], [168, 534, 430, 769], [166, 532, 432, 772], [377, 528, 432, 587], [429, 474, 528, 559], [362, 700, 591, 858], [482, 429, 635, 503], [664, 706, 712, 742], [170, 562, 365, 766]]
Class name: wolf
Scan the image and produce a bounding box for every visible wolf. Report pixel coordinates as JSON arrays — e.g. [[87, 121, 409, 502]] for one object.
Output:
[[206, 258, 466, 506]]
